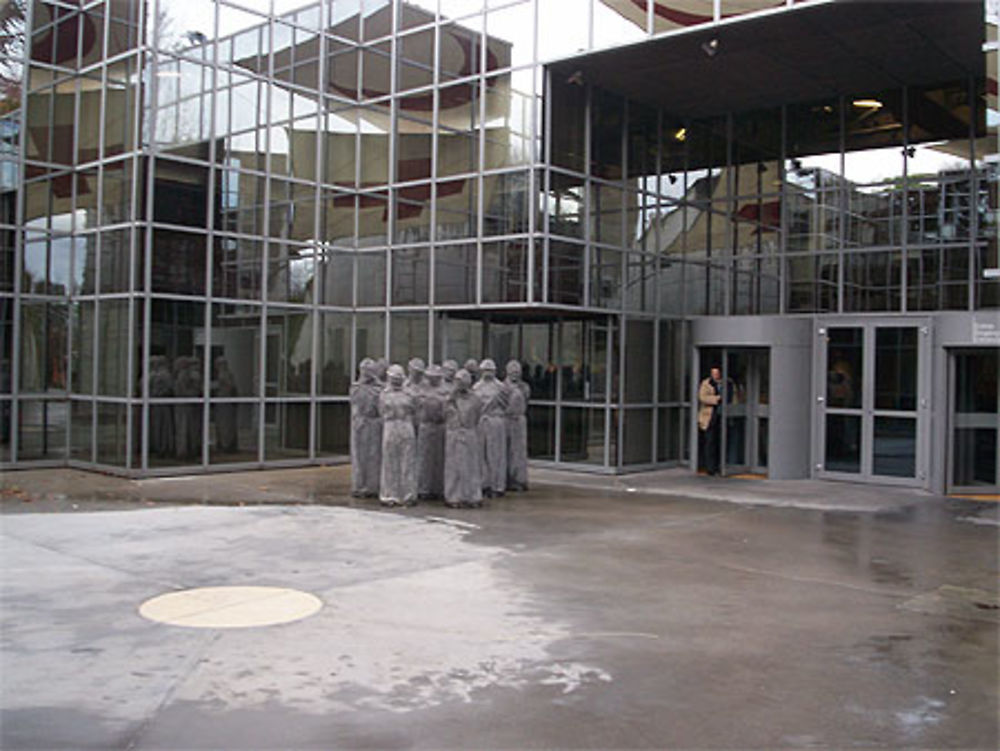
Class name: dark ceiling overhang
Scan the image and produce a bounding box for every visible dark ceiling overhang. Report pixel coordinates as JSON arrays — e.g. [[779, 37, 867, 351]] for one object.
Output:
[[548, 0, 986, 120]]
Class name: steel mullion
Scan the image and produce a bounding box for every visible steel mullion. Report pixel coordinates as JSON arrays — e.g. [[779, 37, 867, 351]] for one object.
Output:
[[309, 0, 327, 460], [258, 16, 274, 466], [200, 4, 219, 469], [429, 16, 441, 358]]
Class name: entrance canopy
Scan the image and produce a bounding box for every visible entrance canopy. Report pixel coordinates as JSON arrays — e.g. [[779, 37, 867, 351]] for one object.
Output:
[[548, 0, 986, 120]]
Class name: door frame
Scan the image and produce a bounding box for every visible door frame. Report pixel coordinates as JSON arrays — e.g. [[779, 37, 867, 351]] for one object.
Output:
[[814, 317, 931, 487], [946, 347, 1000, 494], [696, 346, 770, 477]]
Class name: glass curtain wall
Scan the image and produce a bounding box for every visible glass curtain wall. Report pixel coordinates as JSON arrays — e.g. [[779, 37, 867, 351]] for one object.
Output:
[[6, 0, 684, 473]]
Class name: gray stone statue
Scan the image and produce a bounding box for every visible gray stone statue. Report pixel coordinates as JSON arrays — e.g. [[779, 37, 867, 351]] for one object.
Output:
[[504, 360, 530, 491], [350, 357, 382, 498], [445, 369, 483, 508], [212, 357, 238, 453], [378, 364, 417, 506], [405, 357, 426, 400], [375, 357, 389, 386], [441, 359, 458, 394], [416, 364, 447, 500], [474, 358, 508, 497], [463, 358, 480, 384]]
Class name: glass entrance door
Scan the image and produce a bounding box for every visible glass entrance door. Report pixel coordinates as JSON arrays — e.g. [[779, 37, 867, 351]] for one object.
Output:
[[818, 320, 929, 485], [949, 348, 1000, 493], [698, 347, 770, 476], [724, 349, 770, 474]]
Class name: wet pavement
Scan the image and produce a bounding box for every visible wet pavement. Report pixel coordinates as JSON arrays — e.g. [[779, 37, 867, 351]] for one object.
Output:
[[1, 466, 997, 750]]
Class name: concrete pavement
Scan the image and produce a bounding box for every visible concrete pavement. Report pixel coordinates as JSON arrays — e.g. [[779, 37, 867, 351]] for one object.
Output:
[[1, 466, 997, 749]]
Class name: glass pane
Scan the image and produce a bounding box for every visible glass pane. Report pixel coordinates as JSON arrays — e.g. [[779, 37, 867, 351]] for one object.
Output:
[[18, 400, 68, 460], [264, 402, 310, 460], [482, 240, 528, 304], [318, 313, 351, 397], [96, 403, 128, 467], [826, 327, 863, 409], [825, 414, 861, 473], [98, 300, 133, 397], [548, 240, 584, 305], [843, 251, 902, 312], [549, 79, 585, 173], [435, 243, 476, 305], [656, 407, 683, 463], [20, 301, 68, 393], [391, 246, 430, 305], [757, 417, 769, 468], [622, 408, 652, 465], [317, 402, 349, 456], [953, 428, 997, 487], [955, 349, 999, 413], [209, 403, 258, 465], [875, 327, 917, 411], [72, 301, 94, 395], [356, 251, 386, 307], [389, 312, 428, 364], [560, 321, 584, 400], [150, 299, 205, 393], [624, 319, 654, 403], [71, 400, 92, 461], [872, 416, 916, 477], [355, 312, 386, 362], [522, 322, 555, 401], [152, 229, 207, 295], [560, 407, 604, 465], [528, 404, 555, 461]]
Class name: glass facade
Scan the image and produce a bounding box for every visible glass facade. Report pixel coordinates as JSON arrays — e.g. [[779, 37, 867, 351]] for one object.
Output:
[[0, 0, 995, 481]]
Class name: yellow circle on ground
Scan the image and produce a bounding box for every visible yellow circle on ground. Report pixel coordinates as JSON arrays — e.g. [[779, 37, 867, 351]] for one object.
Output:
[[139, 586, 323, 628]]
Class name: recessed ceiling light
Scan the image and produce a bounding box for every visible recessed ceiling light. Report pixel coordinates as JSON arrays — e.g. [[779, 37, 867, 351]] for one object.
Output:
[[852, 99, 883, 109]]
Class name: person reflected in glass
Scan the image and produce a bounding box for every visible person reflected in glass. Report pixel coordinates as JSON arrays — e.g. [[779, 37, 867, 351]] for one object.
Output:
[[148, 355, 175, 458], [173, 356, 203, 461], [212, 356, 239, 454]]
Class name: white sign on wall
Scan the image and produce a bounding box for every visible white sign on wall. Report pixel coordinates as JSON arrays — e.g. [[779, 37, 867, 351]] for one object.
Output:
[[972, 315, 1000, 345]]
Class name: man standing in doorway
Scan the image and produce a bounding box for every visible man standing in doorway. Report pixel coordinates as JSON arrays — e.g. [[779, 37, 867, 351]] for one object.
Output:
[[698, 366, 723, 476]]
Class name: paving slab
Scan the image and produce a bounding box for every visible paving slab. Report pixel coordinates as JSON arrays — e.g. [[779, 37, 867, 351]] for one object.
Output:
[[1, 466, 998, 750]]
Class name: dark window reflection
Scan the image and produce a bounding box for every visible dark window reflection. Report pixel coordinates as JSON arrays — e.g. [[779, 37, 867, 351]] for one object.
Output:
[[875, 327, 917, 411], [872, 416, 916, 477], [827, 327, 863, 409], [622, 408, 652, 465], [955, 349, 999, 413], [561, 407, 604, 465], [528, 404, 555, 460], [550, 78, 585, 173], [953, 428, 997, 486], [318, 402, 349, 456], [825, 413, 861, 473], [152, 229, 206, 295], [548, 241, 583, 305]]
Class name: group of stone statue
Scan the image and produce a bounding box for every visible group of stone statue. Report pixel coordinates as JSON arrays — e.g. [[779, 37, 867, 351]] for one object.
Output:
[[146, 355, 239, 459], [350, 356, 530, 509]]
